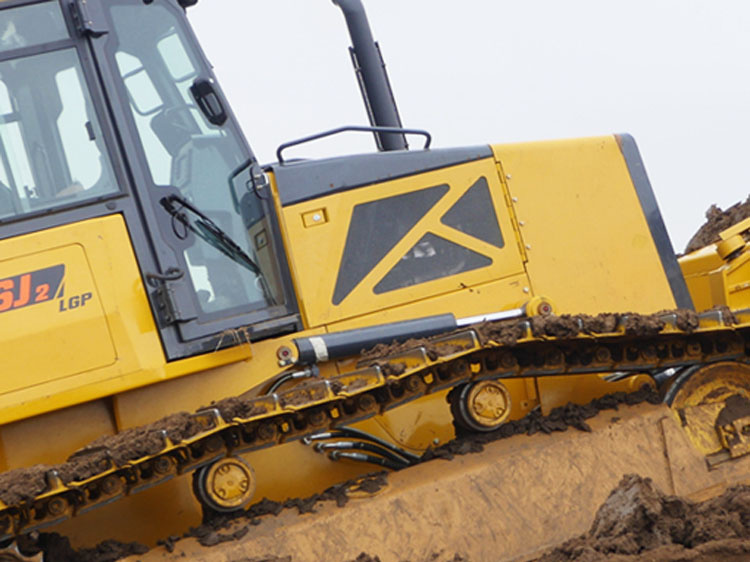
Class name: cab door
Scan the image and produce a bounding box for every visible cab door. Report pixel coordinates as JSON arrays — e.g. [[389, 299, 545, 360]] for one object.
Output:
[[76, 0, 298, 351]]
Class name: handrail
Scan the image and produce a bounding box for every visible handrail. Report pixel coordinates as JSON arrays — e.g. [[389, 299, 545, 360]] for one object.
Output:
[[276, 125, 432, 164]]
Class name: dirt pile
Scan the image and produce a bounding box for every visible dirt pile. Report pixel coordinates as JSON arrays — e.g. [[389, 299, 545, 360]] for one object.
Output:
[[534, 474, 750, 562], [685, 196, 750, 254]]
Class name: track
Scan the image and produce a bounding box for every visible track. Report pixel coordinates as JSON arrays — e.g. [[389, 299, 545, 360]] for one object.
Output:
[[1, 306, 749, 540]]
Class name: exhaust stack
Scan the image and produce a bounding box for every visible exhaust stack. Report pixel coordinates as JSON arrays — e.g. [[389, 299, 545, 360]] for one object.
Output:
[[333, 0, 408, 151]]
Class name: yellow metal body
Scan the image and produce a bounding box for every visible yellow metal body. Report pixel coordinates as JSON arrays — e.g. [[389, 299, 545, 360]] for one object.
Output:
[[0, 135, 701, 546], [679, 217, 750, 311]]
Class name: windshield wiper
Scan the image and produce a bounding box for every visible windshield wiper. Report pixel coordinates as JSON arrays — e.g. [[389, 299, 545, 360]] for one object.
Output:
[[160, 193, 278, 306], [160, 193, 262, 275]]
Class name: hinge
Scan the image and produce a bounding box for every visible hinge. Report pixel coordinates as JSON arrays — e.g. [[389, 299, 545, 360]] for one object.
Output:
[[71, 0, 108, 38], [495, 161, 528, 263], [152, 280, 198, 326]]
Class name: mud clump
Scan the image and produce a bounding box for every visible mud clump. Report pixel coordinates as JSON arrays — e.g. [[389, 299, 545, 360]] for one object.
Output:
[[534, 474, 750, 561], [209, 396, 268, 421], [17, 532, 147, 562], [81, 411, 202, 466], [685, 196, 750, 254], [361, 337, 434, 361], [349, 555, 381, 562], [347, 553, 467, 562], [659, 308, 700, 332], [621, 314, 665, 336], [716, 394, 750, 427]]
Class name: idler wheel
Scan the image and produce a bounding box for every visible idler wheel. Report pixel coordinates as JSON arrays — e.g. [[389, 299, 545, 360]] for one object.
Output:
[[193, 456, 256, 513], [664, 361, 750, 457], [451, 380, 512, 432]]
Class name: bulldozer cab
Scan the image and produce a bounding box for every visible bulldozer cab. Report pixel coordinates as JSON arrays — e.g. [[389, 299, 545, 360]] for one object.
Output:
[[0, 0, 298, 357]]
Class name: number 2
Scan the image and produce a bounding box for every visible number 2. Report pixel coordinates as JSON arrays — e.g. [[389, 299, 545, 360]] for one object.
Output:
[[35, 283, 50, 302]]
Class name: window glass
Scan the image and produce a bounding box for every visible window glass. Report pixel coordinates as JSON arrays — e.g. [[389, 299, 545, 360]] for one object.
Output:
[[332, 185, 449, 305], [56, 68, 105, 189], [440, 177, 504, 248], [158, 33, 195, 81], [0, 2, 68, 53], [374, 233, 492, 294], [109, 2, 277, 318], [0, 48, 117, 220]]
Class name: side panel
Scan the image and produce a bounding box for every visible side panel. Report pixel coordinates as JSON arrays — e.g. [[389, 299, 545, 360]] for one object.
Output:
[[278, 157, 527, 328], [493, 135, 683, 314], [0, 215, 164, 422], [0, 246, 116, 392]]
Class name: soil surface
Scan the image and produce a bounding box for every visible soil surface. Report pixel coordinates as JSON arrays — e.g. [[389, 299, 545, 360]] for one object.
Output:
[[684, 196, 750, 254], [534, 474, 750, 562]]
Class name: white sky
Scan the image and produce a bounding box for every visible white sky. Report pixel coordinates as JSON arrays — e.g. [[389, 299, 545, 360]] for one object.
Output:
[[189, 0, 750, 252]]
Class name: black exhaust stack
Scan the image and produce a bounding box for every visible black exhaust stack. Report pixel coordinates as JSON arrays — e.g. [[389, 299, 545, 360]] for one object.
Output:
[[333, 0, 408, 151]]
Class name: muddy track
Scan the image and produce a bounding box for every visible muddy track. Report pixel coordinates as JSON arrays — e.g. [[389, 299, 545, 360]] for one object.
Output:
[[0, 309, 712, 507], [20, 386, 662, 561], [1, 307, 743, 561]]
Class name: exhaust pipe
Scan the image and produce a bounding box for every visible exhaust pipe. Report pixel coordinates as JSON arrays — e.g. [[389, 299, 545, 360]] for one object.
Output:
[[333, 0, 408, 151]]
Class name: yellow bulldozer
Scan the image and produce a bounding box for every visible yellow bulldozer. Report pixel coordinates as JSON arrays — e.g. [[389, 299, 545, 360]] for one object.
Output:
[[0, 0, 749, 560]]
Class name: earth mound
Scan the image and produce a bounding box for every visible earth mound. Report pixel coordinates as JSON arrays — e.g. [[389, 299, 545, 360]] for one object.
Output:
[[534, 474, 750, 562], [685, 196, 750, 254]]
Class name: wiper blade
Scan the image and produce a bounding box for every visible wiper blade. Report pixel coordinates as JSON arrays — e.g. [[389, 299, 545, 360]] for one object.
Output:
[[160, 193, 261, 275]]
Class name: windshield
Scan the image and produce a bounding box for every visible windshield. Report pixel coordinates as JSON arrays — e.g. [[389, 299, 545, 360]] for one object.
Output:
[[0, 3, 118, 221], [104, 1, 285, 319]]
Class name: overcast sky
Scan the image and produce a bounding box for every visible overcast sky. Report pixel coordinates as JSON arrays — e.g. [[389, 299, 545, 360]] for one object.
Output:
[[188, 1, 750, 252]]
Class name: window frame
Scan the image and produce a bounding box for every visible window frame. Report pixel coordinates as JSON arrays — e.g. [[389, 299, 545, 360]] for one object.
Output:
[[0, 4, 128, 227]]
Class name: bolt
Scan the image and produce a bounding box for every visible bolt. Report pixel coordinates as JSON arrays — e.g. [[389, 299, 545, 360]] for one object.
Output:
[[523, 287, 530, 293], [519, 221, 525, 226], [512, 197, 518, 202], [433, 438, 440, 445], [506, 174, 512, 180], [525, 244, 531, 250], [47, 498, 66, 516], [313, 213, 321, 222]]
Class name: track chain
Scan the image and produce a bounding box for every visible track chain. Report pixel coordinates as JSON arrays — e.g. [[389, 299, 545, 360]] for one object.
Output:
[[1, 308, 749, 539]]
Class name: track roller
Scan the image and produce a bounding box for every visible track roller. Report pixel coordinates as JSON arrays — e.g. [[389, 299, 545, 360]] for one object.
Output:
[[450, 379, 512, 432], [193, 456, 256, 513]]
